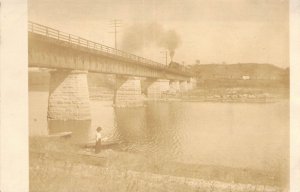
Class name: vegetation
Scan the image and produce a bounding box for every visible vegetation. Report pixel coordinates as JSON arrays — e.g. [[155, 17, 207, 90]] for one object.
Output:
[[30, 137, 284, 192]]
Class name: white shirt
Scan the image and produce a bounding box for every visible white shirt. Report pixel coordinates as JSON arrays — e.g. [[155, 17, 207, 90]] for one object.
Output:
[[96, 132, 102, 141]]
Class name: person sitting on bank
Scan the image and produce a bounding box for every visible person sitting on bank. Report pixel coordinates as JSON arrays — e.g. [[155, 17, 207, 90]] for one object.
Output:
[[95, 126, 102, 154]]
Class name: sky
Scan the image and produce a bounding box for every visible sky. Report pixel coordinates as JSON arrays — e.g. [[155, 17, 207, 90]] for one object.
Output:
[[28, 0, 289, 68]]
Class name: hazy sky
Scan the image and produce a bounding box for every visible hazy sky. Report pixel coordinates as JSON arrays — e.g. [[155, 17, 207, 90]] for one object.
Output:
[[29, 0, 289, 68]]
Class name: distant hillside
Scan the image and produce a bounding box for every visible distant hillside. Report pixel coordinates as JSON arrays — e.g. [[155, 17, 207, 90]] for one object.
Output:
[[188, 63, 288, 80], [187, 63, 289, 88]]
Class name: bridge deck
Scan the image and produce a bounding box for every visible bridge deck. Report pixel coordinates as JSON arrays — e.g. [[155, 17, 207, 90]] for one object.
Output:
[[28, 21, 191, 79]]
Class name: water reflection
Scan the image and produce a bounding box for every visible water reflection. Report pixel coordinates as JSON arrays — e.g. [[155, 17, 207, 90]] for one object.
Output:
[[145, 102, 183, 159], [48, 120, 91, 144], [114, 107, 147, 143]]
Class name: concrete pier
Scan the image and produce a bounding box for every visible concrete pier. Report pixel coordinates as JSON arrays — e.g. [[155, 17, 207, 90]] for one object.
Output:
[[113, 76, 144, 107], [48, 70, 91, 120], [146, 79, 170, 99]]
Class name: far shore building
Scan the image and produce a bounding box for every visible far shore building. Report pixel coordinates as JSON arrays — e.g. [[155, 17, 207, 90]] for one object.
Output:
[[242, 75, 250, 80]]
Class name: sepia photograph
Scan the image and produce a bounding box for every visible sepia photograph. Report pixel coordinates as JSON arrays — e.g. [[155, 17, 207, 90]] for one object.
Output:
[[26, 0, 291, 191]]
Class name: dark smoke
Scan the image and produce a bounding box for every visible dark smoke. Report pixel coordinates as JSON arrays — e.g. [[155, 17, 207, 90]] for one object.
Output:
[[121, 23, 181, 61], [158, 30, 181, 61]]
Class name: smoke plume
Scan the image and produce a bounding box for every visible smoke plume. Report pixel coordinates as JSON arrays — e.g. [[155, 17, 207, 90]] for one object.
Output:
[[121, 23, 181, 61]]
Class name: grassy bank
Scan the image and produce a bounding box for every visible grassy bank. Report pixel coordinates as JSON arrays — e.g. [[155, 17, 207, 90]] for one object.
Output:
[[30, 137, 285, 192]]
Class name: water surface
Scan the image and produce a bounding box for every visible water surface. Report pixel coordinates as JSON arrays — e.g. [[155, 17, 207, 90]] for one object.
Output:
[[29, 91, 289, 177]]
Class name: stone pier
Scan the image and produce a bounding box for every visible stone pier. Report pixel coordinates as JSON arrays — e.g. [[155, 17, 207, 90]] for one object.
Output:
[[113, 76, 144, 107], [169, 80, 180, 94], [47, 70, 91, 120], [145, 79, 170, 99], [186, 80, 193, 90], [188, 78, 197, 90], [179, 81, 188, 92]]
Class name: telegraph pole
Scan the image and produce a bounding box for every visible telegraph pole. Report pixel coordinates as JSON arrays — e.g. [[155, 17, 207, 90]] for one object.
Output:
[[109, 19, 122, 49], [160, 51, 168, 66]]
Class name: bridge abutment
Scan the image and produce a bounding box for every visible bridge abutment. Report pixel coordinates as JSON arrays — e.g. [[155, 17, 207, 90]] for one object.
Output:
[[113, 76, 144, 107], [47, 70, 91, 120]]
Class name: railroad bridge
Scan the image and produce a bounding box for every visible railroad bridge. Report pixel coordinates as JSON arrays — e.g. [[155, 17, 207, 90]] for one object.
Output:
[[28, 21, 196, 121]]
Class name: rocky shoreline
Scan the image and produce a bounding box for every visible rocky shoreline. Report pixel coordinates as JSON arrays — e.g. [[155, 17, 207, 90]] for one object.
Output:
[[88, 86, 288, 104]]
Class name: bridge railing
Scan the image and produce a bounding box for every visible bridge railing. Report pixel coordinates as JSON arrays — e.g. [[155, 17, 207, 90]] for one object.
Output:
[[28, 21, 191, 76]]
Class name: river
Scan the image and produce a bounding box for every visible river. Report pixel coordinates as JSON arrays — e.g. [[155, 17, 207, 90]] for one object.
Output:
[[29, 91, 289, 185]]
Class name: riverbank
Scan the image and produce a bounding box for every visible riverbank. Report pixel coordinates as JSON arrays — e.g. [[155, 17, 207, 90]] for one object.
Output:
[[181, 87, 288, 103], [30, 137, 284, 192], [88, 86, 288, 104]]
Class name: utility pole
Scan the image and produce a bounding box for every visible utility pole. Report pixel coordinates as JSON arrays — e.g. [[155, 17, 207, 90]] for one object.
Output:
[[109, 19, 122, 49], [160, 50, 168, 66]]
